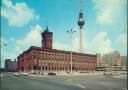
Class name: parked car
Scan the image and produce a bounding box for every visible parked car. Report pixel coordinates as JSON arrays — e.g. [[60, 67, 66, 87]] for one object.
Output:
[[48, 72, 56, 76], [13, 72, 20, 77], [21, 72, 29, 76]]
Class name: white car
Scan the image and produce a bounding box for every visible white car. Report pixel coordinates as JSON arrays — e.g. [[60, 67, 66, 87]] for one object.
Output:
[[13, 72, 20, 77], [21, 72, 29, 76]]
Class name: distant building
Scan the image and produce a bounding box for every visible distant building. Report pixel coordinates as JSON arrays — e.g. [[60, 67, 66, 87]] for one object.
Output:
[[96, 54, 103, 66], [5, 59, 17, 72], [96, 51, 122, 71], [102, 51, 121, 66], [111, 51, 121, 66], [121, 56, 127, 70]]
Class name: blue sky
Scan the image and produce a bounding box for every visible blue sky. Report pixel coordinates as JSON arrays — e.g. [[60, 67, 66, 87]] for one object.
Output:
[[1, 0, 127, 68]]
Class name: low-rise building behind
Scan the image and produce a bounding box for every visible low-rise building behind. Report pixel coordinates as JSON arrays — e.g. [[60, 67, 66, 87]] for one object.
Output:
[[5, 59, 17, 72]]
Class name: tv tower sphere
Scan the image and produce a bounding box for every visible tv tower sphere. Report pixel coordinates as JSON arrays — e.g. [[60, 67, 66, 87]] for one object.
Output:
[[78, 13, 85, 29]]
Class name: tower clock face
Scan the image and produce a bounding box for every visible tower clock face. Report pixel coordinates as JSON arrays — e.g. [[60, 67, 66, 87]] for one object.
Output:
[[46, 35, 51, 40]]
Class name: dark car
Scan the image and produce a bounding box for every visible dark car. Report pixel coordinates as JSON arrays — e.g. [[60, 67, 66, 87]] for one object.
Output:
[[48, 72, 56, 76]]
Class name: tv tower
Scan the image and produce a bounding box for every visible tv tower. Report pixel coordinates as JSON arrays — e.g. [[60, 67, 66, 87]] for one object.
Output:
[[77, 0, 85, 53]]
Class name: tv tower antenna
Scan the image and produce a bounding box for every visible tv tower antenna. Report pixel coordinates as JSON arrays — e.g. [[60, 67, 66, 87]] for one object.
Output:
[[77, 0, 85, 53]]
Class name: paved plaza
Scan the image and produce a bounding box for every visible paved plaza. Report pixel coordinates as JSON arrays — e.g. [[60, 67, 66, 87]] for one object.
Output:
[[1, 73, 127, 90]]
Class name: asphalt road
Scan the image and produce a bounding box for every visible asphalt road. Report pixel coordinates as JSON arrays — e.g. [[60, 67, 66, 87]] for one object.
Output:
[[0, 73, 127, 90]]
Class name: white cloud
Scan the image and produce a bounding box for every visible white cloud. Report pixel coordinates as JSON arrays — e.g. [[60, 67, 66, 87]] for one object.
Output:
[[1, 48, 16, 60], [53, 36, 79, 52], [115, 33, 127, 56], [97, 9, 112, 24], [1, 0, 39, 27], [118, 33, 127, 45], [89, 32, 113, 54], [72, 37, 79, 52], [1, 37, 15, 47], [53, 31, 113, 54], [92, 0, 127, 24], [53, 30, 87, 53], [15, 24, 42, 54], [53, 41, 69, 51], [1, 25, 42, 68], [1, 37, 8, 45]]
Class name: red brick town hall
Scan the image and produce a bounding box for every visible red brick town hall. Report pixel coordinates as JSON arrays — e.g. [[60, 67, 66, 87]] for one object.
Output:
[[17, 27, 97, 73]]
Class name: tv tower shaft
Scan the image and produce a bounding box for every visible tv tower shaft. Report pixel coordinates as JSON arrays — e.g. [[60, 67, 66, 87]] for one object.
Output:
[[80, 28, 83, 52]]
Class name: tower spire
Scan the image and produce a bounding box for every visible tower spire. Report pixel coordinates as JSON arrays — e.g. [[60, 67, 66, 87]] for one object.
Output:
[[46, 25, 49, 32], [80, 0, 83, 13]]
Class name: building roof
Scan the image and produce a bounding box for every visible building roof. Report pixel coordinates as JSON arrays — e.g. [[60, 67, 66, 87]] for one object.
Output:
[[17, 46, 97, 58]]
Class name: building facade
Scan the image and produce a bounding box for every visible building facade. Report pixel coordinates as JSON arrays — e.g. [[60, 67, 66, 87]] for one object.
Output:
[[96, 53, 103, 66], [17, 27, 97, 73], [5, 59, 17, 72], [102, 51, 121, 66], [121, 56, 127, 70]]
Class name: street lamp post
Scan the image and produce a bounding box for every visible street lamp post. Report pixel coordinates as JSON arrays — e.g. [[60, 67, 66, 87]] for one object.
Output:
[[44, 54, 45, 75], [67, 29, 76, 74], [40, 59, 43, 75]]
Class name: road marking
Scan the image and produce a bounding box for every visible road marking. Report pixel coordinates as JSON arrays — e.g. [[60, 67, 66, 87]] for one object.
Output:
[[122, 88, 128, 90], [76, 83, 85, 89], [66, 79, 73, 83]]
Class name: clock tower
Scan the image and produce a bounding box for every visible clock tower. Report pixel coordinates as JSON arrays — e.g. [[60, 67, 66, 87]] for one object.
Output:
[[41, 26, 53, 49]]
